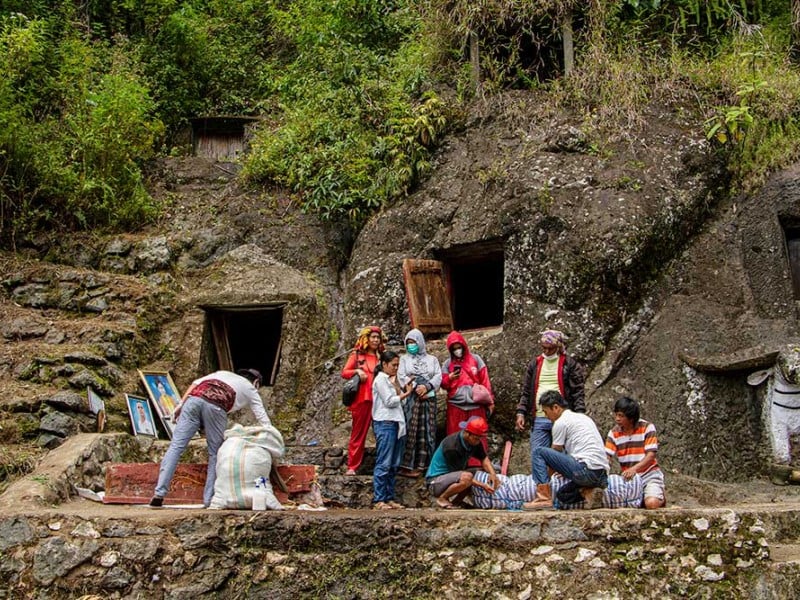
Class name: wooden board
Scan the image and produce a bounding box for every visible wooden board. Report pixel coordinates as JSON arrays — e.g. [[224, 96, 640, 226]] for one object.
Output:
[[102, 463, 316, 505], [402, 258, 453, 335], [104, 463, 206, 504]]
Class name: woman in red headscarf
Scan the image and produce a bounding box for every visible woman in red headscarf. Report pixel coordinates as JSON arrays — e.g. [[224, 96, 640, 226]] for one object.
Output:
[[341, 326, 385, 475]]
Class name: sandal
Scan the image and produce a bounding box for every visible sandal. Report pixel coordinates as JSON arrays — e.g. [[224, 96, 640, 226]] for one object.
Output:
[[373, 502, 393, 510], [387, 501, 404, 509], [435, 498, 455, 509]]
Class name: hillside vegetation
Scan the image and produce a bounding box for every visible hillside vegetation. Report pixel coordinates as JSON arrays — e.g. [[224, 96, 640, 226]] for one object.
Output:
[[1, 0, 799, 244]]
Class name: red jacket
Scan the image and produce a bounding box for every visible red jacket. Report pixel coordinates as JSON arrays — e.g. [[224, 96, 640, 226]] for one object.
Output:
[[341, 350, 379, 407], [441, 331, 493, 406]]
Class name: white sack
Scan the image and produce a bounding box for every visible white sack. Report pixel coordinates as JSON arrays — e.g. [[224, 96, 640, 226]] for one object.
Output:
[[209, 424, 285, 510]]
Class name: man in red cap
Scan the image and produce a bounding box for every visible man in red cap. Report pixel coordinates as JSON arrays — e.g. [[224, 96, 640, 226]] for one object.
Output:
[[424, 416, 500, 509]]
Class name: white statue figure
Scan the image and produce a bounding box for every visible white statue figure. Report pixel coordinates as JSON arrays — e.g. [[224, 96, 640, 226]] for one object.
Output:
[[748, 344, 800, 484]]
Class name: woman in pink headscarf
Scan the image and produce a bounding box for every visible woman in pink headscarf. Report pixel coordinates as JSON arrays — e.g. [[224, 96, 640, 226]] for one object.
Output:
[[514, 329, 586, 470]]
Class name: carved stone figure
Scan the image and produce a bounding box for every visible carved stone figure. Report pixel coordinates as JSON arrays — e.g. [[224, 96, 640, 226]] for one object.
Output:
[[747, 345, 800, 485]]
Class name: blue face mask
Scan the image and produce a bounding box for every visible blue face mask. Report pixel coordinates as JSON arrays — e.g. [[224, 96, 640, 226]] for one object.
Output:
[[406, 342, 419, 355]]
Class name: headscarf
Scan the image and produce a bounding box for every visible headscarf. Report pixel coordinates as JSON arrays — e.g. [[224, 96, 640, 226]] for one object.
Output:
[[404, 328, 428, 356], [540, 329, 567, 353], [399, 328, 441, 391], [354, 325, 386, 353]]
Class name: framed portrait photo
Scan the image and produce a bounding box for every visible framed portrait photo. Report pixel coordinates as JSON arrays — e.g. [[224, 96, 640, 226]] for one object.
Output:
[[87, 386, 106, 433], [138, 370, 182, 439], [126, 394, 158, 438]]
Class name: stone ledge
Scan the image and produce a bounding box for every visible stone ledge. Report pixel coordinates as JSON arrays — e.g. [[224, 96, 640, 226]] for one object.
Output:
[[1, 502, 800, 598], [4, 434, 800, 597]]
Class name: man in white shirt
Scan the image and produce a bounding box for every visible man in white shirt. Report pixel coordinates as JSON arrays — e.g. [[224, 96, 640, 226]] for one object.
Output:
[[525, 390, 609, 510], [150, 369, 272, 507]]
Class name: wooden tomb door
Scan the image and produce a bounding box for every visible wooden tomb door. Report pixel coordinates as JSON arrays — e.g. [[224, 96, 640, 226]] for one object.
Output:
[[402, 258, 453, 336]]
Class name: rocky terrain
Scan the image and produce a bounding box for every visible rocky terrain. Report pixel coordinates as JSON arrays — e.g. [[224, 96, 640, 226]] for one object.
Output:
[[3, 90, 800, 597]]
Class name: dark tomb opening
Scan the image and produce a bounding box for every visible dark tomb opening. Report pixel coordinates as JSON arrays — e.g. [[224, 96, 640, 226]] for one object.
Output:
[[438, 241, 504, 331], [784, 227, 800, 301], [200, 304, 283, 385]]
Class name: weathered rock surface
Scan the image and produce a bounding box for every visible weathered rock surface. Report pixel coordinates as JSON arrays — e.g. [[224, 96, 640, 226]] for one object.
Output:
[[0, 499, 798, 599]]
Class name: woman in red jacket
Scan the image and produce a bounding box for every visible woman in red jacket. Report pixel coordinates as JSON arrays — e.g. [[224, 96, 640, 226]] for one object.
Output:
[[441, 330, 494, 466], [341, 326, 385, 475]]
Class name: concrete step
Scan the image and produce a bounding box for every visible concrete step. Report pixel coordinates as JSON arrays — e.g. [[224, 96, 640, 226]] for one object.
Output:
[[283, 445, 430, 508], [318, 473, 429, 509]]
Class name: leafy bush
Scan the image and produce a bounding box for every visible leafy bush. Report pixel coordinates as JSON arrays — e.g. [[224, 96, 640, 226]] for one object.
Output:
[[0, 14, 163, 243], [3, 0, 800, 238], [698, 23, 800, 190], [242, 1, 450, 223]]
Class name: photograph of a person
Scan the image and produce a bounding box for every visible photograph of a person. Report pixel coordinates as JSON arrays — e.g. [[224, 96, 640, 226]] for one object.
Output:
[[138, 370, 182, 438], [87, 386, 106, 433], [126, 394, 157, 437]]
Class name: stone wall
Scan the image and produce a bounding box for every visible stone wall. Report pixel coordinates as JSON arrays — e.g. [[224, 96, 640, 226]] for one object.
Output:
[[2, 502, 799, 598]]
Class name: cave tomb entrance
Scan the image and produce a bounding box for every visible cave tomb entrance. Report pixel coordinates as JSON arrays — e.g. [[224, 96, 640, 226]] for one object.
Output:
[[402, 240, 504, 338], [199, 304, 283, 385]]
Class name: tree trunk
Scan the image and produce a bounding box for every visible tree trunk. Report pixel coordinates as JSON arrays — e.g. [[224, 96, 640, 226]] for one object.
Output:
[[562, 11, 574, 77], [792, 0, 800, 63]]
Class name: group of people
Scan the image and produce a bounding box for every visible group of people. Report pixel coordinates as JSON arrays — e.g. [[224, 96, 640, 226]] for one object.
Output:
[[343, 326, 667, 512], [147, 327, 666, 513], [342, 326, 495, 509]]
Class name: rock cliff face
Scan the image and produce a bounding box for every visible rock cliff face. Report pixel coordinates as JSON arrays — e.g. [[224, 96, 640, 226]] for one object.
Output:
[[343, 94, 775, 476], [1, 92, 799, 484]]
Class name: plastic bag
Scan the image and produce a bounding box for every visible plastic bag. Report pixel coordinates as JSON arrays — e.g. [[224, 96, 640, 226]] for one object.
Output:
[[472, 383, 493, 405]]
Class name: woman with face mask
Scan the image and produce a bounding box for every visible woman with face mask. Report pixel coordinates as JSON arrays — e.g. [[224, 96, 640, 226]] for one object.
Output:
[[441, 330, 495, 467], [397, 328, 442, 477], [514, 329, 586, 472]]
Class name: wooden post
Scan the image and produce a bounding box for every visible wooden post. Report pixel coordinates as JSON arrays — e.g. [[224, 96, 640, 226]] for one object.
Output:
[[562, 10, 574, 77], [792, 0, 800, 64], [501, 441, 512, 476], [470, 30, 481, 93]]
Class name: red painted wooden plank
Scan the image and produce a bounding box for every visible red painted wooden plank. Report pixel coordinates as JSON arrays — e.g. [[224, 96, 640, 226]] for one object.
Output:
[[103, 463, 206, 504], [102, 463, 316, 505], [501, 441, 512, 476]]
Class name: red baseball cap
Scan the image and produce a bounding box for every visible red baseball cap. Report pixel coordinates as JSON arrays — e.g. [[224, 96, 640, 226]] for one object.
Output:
[[460, 416, 489, 437]]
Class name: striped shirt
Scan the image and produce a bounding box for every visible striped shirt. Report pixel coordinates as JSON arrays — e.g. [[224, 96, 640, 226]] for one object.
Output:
[[605, 419, 659, 475]]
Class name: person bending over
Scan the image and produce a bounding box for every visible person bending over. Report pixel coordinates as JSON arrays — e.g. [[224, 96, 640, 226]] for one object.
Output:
[[424, 416, 500, 509], [527, 390, 609, 510]]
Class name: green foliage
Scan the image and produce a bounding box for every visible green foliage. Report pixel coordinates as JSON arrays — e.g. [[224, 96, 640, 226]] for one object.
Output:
[[697, 23, 800, 190], [3, 0, 800, 237], [242, 1, 449, 223], [0, 14, 163, 243]]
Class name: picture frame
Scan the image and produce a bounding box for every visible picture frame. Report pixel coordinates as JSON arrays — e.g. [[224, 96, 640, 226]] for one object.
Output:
[[138, 370, 182, 439], [126, 394, 158, 438], [87, 386, 106, 433]]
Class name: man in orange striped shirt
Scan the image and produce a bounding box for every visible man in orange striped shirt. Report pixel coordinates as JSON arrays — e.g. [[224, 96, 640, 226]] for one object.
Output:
[[605, 396, 666, 509]]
